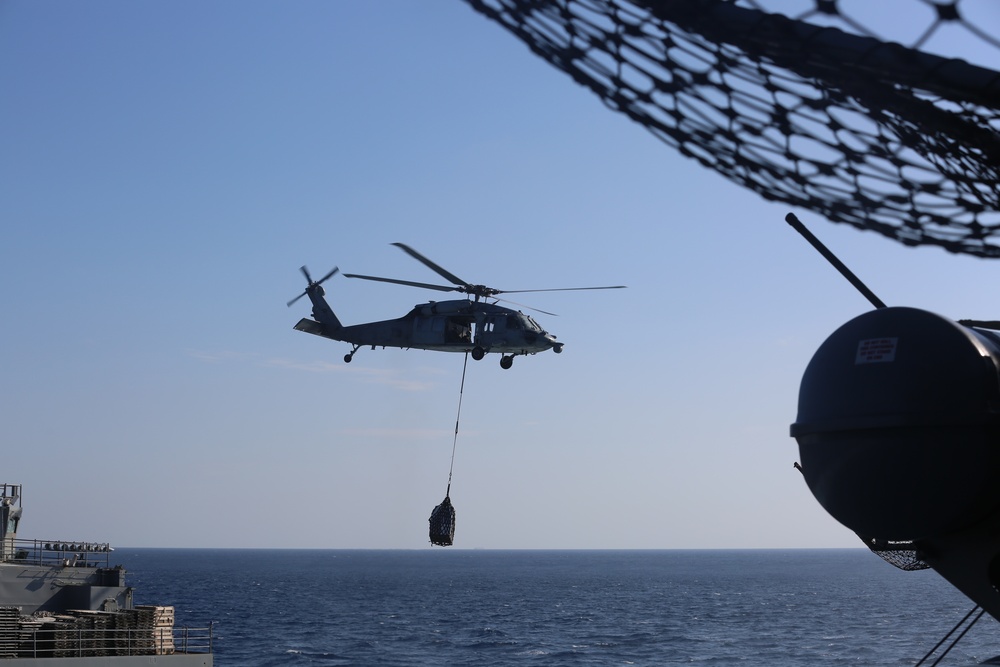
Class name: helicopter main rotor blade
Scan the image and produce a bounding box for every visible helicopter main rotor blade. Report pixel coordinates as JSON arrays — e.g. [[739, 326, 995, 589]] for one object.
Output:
[[498, 285, 627, 294], [392, 243, 468, 287], [343, 273, 459, 293], [496, 297, 559, 317]]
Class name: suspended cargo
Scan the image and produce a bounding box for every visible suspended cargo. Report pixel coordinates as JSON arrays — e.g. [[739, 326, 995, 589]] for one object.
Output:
[[428, 496, 456, 547]]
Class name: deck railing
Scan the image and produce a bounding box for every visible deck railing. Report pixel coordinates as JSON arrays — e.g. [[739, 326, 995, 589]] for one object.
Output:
[[0, 538, 115, 567], [6, 625, 213, 659]]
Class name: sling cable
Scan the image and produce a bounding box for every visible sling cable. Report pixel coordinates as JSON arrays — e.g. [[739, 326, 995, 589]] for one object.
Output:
[[428, 352, 469, 546]]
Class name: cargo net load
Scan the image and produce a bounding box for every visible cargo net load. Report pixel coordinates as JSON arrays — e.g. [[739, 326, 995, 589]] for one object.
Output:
[[463, 0, 1000, 257], [429, 495, 456, 547], [859, 534, 931, 571]]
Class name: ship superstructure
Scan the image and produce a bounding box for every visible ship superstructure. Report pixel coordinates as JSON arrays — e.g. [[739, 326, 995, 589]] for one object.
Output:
[[0, 483, 212, 665]]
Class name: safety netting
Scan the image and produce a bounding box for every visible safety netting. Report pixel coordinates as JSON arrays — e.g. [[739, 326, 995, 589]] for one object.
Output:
[[462, 0, 1000, 257], [858, 534, 930, 571]]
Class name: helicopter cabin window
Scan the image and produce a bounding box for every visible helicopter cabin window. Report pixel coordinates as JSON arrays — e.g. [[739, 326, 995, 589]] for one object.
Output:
[[413, 317, 444, 333], [445, 317, 471, 343]]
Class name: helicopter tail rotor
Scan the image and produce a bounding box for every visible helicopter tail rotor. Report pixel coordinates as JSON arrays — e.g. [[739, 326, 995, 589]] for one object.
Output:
[[287, 265, 339, 307]]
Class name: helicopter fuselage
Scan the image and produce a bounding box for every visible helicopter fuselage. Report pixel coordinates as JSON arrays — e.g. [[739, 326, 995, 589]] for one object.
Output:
[[294, 295, 563, 365]]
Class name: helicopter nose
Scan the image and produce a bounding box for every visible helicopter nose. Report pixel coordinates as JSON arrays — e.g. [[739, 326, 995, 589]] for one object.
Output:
[[546, 335, 563, 353]]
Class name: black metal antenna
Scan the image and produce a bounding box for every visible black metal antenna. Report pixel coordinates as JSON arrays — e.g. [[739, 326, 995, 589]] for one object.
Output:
[[785, 213, 887, 310]]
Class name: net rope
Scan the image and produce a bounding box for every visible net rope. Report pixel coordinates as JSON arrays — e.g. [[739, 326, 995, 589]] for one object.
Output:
[[463, 0, 1000, 256]]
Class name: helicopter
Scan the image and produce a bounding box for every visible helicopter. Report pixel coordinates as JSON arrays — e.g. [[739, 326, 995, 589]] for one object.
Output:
[[287, 243, 625, 369]]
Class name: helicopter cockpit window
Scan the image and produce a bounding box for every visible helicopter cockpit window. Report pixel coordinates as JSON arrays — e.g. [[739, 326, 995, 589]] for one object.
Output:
[[507, 315, 522, 330], [523, 315, 542, 331]]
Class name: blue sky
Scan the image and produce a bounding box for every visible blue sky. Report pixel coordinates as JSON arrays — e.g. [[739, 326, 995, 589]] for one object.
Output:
[[2, 1, 998, 549]]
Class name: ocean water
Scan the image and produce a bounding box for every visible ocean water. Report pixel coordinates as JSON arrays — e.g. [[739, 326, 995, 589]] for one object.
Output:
[[118, 549, 1000, 666]]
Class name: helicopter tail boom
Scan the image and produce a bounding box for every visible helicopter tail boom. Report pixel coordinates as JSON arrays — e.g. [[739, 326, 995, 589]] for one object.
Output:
[[304, 284, 342, 331]]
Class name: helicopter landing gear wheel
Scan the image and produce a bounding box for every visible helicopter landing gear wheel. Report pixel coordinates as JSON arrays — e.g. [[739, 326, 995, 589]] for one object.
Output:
[[500, 355, 513, 370], [471, 346, 485, 361], [344, 344, 361, 363]]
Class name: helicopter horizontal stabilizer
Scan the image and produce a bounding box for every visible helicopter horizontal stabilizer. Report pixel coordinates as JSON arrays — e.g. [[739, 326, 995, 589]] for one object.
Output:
[[293, 318, 341, 341]]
